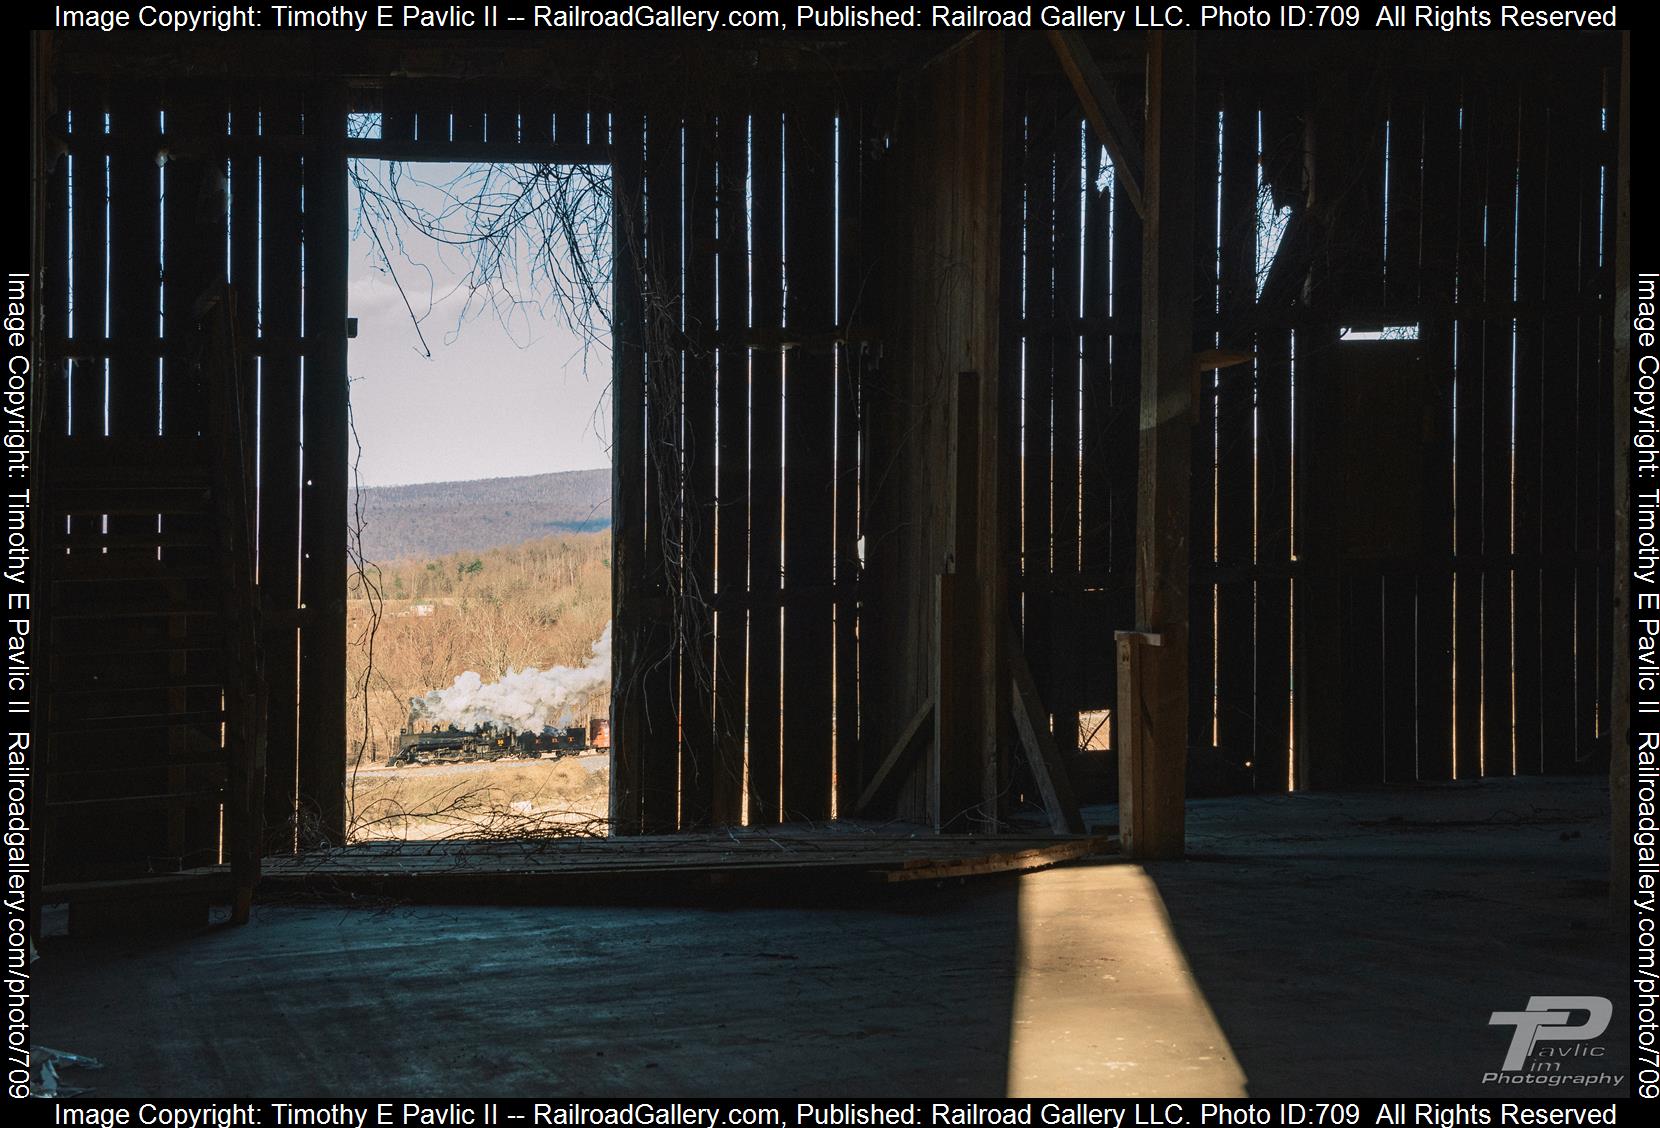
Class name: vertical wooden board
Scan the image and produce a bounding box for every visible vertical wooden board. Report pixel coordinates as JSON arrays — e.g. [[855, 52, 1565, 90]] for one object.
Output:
[[971, 49, 1010, 826], [40, 78, 68, 894], [162, 91, 225, 865], [1253, 329, 1292, 791], [746, 110, 784, 824], [834, 102, 867, 815], [66, 82, 107, 444], [483, 89, 520, 146], [679, 115, 718, 829], [229, 97, 260, 355], [781, 106, 836, 822], [106, 87, 161, 440], [1001, 86, 1029, 646], [712, 109, 749, 827], [608, 109, 646, 834], [160, 94, 222, 441], [1451, 75, 1486, 781], [1188, 77, 1220, 781], [42, 88, 65, 438], [988, 75, 1024, 815], [1384, 87, 1425, 314], [1380, 88, 1432, 783], [297, 86, 349, 842], [1215, 80, 1257, 781], [1510, 84, 1548, 774], [1592, 55, 1617, 774], [518, 91, 553, 145], [639, 112, 683, 831], [1573, 63, 1608, 768], [1050, 107, 1082, 755], [1537, 71, 1584, 772], [449, 84, 485, 145], [379, 83, 416, 145], [1022, 84, 1056, 710], [1123, 29, 1195, 853], [1334, 81, 1390, 790], [257, 93, 304, 849], [44, 86, 67, 386], [1342, 576, 1385, 782], [1350, 87, 1389, 314], [1105, 82, 1143, 746], [1079, 132, 1111, 578], [553, 100, 590, 147], [1077, 128, 1114, 714], [1293, 78, 1348, 792], [1381, 573, 1417, 781], [1480, 78, 1517, 777], [1414, 76, 1459, 782], [411, 92, 449, 145]]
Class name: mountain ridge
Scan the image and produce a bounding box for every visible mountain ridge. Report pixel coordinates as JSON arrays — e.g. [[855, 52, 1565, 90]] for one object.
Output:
[[355, 467, 611, 562]]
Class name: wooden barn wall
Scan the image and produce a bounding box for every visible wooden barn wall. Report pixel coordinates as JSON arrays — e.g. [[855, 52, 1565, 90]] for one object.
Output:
[[38, 38, 1622, 872], [608, 81, 880, 832], [38, 76, 352, 880], [861, 37, 1009, 830], [1006, 72, 1146, 802], [1008, 43, 1618, 795]]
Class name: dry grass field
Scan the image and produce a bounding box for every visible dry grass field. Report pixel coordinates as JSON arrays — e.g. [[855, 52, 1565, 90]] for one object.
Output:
[[348, 754, 611, 841]]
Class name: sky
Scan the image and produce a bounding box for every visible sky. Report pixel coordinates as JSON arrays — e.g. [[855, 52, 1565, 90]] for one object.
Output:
[[346, 161, 612, 488]]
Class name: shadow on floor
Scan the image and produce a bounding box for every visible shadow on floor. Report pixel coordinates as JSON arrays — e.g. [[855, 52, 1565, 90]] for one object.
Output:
[[1139, 775, 1629, 1097], [36, 881, 1026, 1096]]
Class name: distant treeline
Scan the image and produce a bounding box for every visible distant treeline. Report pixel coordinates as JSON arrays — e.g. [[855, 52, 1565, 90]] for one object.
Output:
[[347, 531, 612, 768], [355, 467, 611, 562]]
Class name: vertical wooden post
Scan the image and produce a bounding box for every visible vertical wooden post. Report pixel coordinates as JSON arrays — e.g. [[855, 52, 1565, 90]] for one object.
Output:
[[969, 47, 1010, 834], [298, 86, 349, 843], [639, 111, 683, 833], [746, 111, 784, 824], [609, 110, 646, 835], [1118, 31, 1194, 860], [1294, 73, 1359, 792], [713, 109, 750, 828], [933, 372, 982, 830], [781, 106, 836, 823], [680, 115, 718, 829], [260, 95, 304, 850]]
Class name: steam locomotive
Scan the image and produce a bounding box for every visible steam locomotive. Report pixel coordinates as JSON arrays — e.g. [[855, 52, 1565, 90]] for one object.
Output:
[[391, 714, 611, 766]]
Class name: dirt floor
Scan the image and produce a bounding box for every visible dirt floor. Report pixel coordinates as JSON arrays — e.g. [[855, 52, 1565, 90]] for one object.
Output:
[[347, 753, 610, 840]]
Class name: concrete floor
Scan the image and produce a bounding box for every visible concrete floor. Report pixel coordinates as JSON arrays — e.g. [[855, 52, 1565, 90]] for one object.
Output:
[[35, 776, 1627, 1097]]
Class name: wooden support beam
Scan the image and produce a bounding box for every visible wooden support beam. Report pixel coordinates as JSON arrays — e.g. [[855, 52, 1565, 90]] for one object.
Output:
[[1118, 30, 1194, 861], [855, 698, 933, 817], [1046, 28, 1146, 218], [258, 95, 303, 851], [638, 111, 683, 833], [712, 108, 749, 828], [934, 368, 1004, 832], [297, 87, 349, 845], [781, 106, 837, 822], [1008, 644, 1085, 835], [607, 111, 645, 835], [745, 112, 784, 825]]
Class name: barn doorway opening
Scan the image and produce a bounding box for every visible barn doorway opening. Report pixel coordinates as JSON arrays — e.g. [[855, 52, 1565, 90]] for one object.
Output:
[[341, 145, 614, 842]]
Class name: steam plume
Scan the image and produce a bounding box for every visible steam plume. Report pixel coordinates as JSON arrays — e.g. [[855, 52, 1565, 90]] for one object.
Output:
[[412, 623, 610, 731]]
